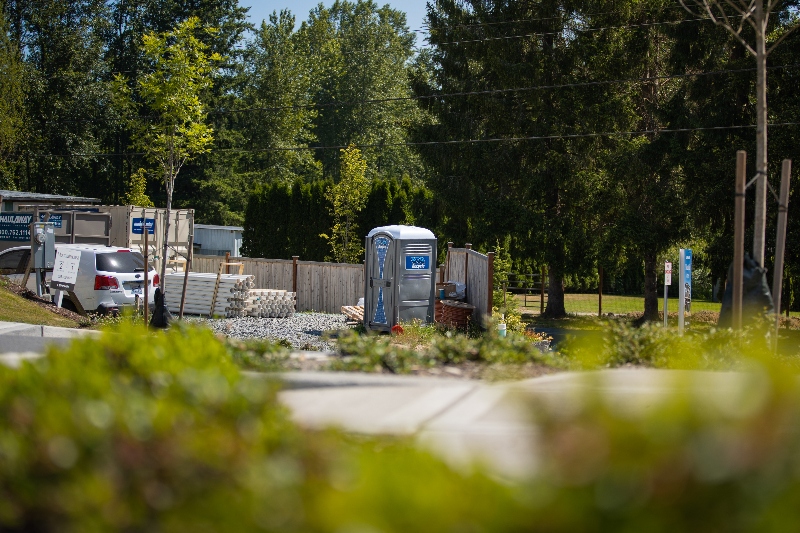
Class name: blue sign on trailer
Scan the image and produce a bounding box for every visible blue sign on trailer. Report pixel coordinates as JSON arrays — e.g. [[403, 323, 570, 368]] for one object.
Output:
[[132, 218, 155, 235]]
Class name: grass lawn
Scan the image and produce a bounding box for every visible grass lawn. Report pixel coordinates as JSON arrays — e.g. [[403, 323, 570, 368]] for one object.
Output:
[[509, 293, 722, 315], [0, 280, 80, 328]]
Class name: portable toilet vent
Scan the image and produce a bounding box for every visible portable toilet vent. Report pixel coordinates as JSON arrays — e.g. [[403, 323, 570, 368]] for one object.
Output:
[[364, 225, 437, 332]]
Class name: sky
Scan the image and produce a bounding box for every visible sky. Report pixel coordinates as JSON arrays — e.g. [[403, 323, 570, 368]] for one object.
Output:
[[243, 1, 429, 35]]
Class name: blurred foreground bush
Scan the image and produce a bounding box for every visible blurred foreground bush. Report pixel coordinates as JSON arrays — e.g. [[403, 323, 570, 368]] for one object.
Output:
[[0, 324, 523, 532], [560, 318, 800, 370], [527, 360, 800, 531], [4, 324, 800, 531]]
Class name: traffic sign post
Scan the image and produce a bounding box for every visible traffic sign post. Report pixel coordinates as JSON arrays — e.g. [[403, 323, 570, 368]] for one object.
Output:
[[678, 249, 692, 333], [664, 261, 672, 327]]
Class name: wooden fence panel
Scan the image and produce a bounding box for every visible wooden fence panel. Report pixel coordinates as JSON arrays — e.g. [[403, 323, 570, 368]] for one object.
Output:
[[192, 255, 363, 314], [447, 250, 467, 284], [466, 249, 490, 325], [442, 248, 492, 326]]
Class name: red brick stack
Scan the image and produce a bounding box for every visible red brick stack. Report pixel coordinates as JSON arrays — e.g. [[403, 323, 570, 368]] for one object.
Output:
[[440, 300, 475, 329]]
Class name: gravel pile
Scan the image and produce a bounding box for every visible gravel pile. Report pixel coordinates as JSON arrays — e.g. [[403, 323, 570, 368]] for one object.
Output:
[[197, 313, 349, 351]]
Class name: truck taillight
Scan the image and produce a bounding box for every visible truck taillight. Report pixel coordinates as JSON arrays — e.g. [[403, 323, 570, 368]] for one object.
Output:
[[94, 275, 119, 290], [152, 273, 159, 286]]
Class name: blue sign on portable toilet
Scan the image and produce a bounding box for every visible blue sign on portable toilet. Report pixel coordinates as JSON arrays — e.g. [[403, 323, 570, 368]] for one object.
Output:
[[364, 225, 437, 332]]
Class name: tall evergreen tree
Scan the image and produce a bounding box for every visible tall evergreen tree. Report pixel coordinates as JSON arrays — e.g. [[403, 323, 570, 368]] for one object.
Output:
[[0, 8, 24, 189], [7, 0, 114, 197]]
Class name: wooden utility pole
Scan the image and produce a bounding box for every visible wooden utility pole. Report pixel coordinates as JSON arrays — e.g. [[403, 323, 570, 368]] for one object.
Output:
[[144, 211, 149, 325], [733, 151, 746, 329], [772, 159, 791, 334]]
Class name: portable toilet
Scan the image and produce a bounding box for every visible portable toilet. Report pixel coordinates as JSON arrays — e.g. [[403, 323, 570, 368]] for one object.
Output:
[[364, 225, 437, 332]]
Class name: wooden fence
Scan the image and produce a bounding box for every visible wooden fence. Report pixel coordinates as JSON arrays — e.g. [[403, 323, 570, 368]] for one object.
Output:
[[442, 243, 495, 326], [192, 246, 492, 321], [191, 255, 364, 314]]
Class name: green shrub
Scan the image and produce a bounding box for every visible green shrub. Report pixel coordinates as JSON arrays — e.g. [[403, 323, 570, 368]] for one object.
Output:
[[330, 330, 431, 373], [331, 326, 563, 373], [0, 323, 527, 531], [558, 318, 797, 371]]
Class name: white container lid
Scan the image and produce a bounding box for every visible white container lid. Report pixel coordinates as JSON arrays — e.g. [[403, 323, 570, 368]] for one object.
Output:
[[367, 225, 435, 240]]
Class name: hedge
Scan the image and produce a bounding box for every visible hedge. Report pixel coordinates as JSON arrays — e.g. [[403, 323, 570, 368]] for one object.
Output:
[[242, 177, 441, 261]]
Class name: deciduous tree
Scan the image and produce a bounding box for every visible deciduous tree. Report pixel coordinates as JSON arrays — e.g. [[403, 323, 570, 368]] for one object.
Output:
[[115, 17, 220, 287], [678, 0, 800, 267], [322, 145, 370, 263]]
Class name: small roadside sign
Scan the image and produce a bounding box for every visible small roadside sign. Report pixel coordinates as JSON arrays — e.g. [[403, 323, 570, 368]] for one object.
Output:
[[664, 261, 672, 286], [51, 249, 81, 291]]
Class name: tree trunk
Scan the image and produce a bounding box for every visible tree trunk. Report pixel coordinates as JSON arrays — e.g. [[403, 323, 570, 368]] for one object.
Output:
[[642, 253, 659, 321], [160, 162, 173, 292], [753, 0, 768, 267], [543, 266, 566, 318]]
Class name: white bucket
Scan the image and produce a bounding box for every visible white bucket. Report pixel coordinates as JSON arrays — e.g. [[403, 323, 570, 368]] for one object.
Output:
[[497, 323, 507, 337]]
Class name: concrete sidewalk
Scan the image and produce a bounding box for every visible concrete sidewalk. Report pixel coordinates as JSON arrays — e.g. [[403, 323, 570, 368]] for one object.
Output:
[[0, 321, 99, 367], [0, 320, 755, 478], [276, 368, 754, 478]]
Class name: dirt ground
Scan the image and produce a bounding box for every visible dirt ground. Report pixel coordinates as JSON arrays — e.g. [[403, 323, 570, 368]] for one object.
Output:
[[3, 282, 87, 325]]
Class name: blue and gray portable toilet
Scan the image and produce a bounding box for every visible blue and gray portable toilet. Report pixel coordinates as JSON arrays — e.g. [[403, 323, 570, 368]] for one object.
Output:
[[364, 225, 437, 332]]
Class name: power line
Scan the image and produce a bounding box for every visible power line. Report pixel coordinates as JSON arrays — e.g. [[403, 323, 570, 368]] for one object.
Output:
[[420, 6, 790, 32], [431, 17, 709, 45], [29, 121, 800, 157], [37, 62, 800, 127], [218, 62, 800, 113]]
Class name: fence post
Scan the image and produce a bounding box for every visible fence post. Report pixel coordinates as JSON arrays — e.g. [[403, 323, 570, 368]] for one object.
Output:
[[733, 151, 746, 329], [292, 256, 299, 294], [179, 211, 194, 320], [487, 251, 495, 317], [464, 243, 472, 286], [540, 267, 546, 315], [446, 242, 453, 281], [225, 252, 230, 274], [598, 265, 603, 317]]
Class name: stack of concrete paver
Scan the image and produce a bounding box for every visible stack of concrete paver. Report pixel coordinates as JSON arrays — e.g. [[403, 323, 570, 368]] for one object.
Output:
[[164, 272, 254, 316], [225, 289, 296, 318]]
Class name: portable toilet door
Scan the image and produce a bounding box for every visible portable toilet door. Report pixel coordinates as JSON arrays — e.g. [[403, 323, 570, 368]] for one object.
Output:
[[366, 232, 395, 331]]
